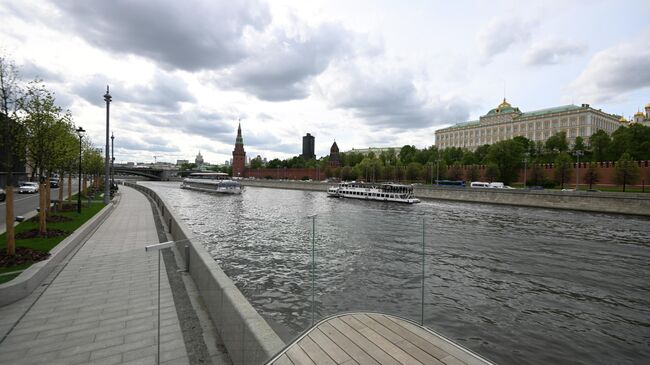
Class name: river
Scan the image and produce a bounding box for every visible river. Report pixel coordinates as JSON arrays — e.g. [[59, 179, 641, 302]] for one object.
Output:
[[141, 181, 650, 365]]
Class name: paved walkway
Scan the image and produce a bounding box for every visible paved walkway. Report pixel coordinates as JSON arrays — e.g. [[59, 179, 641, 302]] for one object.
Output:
[[0, 186, 189, 365]]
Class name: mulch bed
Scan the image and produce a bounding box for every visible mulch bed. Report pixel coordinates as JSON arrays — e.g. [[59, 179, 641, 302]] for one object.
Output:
[[15, 229, 69, 239], [0, 247, 50, 268], [28, 215, 73, 223]]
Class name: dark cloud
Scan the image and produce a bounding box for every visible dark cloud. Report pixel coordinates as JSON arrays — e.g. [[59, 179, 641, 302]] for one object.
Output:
[[50, 0, 270, 71], [570, 32, 650, 102], [477, 17, 535, 62], [524, 40, 586, 66], [20, 61, 63, 83], [73, 71, 195, 109], [323, 66, 470, 129], [218, 23, 352, 101]]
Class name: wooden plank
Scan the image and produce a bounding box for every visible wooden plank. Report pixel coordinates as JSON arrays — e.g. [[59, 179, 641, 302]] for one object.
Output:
[[341, 315, 423, 365], [308, 328, 354, 364], [287, 345, 317, 365], [441, 355, 467, 365], [353, 314, 445, 365], [319, 321, 379, 365], [298, 335, 337, 365], [273, 354, 295, 365], [328, 317, 400, 365], [366, 313, 449, 360], [382, 315, 488, 365]]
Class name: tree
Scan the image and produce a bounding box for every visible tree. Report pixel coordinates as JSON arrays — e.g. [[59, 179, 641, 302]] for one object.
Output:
[[447, 162, 463, 181], [545, 131, 569, 154], [486, 140, 524, 184], [399, 145, 417, 165], [589, 129, 611, 162], [554, 152, 573, 189], [467, 165, 480, 182], [485, 163, 498, 183], [250, 156, 263, 169], [529, 164, 546, 187], [614, 153, 640, 192], [1, 53, 21, 256], [583, 162, 599, 190], [573, 136, 586, 153], [405, 162, 422, 181]]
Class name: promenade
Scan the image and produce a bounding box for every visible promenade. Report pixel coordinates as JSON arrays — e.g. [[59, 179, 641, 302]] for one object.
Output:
[[0, 186, 190, 365]]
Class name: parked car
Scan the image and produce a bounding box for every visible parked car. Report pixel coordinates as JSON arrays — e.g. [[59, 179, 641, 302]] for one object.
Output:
[[49, 178, 59, 188], [470, 181, 490, 188], [18, 182, 39, 194], [0, 188, 5, 202]]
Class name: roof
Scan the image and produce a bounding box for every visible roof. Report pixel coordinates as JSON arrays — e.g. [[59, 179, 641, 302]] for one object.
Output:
[[519, 104, 582, 118], [449, 120, 480, 128]]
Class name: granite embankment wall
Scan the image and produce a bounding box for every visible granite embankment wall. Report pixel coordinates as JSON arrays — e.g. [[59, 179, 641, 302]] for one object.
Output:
[[126, 182, 284, 365], [240, 180, 650, 216]]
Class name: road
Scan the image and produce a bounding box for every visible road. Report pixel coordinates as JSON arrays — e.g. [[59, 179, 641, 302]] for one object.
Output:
[[0, 181, 79, 234]]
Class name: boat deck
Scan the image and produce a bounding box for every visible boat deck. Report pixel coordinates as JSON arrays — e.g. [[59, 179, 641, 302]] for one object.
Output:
[[268, 313, 495, 365]]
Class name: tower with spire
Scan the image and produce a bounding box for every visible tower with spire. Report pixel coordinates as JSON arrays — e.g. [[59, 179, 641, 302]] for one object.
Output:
[[232, 122, 246, 177], [329, 140, 340, 167]]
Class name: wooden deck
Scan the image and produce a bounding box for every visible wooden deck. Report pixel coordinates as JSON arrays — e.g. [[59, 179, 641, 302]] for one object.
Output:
[[267, 313, 495, 365]]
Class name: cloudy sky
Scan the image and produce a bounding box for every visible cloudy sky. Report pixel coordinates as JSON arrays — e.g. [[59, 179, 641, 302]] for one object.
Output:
[[1, 0, 649, 164]]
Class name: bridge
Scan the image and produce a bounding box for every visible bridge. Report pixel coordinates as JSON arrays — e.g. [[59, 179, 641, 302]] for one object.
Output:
[[114, 167, 174, 181]]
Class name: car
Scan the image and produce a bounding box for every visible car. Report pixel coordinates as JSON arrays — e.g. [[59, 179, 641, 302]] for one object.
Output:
[[49, 178, 59, 188], [18, 182, 39, 194], [0, 188, 5, 202], [561, 188, 576, 192]]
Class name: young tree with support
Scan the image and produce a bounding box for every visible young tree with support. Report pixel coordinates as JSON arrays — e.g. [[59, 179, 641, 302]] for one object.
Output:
[[554, 153, 573, 189], [615, 153, 640, 192]]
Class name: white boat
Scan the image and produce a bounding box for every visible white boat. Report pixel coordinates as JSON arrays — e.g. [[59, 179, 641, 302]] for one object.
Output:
[[327, 181, 420, 204], [180, 172, 243, 194]]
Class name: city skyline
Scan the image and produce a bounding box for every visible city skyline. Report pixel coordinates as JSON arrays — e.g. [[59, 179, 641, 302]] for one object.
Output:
[[1, 0, 648, 164]]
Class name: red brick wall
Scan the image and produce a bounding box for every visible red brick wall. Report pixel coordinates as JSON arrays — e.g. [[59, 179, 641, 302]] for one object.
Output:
[[451, 160, 650, 186]]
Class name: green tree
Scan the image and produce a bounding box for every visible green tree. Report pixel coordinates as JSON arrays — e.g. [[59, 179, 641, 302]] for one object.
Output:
[[573, 136, 586, 153], [447, 162, 463, 181], [485, 163, 498, 182], [545, 131, 569, 154], [589, 129, 611, 162], [553, 152, 573, 189], [486, 140, 524, 184], [399, 145, 417, 164], [250, 156, 263, 169], [529, 164, 546, 187], [467, 165, 480, 182], [473, 144, 491, 164], [405, 162, 422, 181], [614, 153, 640, 192], [583, 162, 599, 190]]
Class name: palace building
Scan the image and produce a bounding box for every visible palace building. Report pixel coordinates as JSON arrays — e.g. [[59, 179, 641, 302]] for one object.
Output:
[[435, 99, 623, 151]]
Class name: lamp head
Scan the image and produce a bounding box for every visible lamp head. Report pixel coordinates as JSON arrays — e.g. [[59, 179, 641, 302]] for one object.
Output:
[[76, 127, 85, 134]]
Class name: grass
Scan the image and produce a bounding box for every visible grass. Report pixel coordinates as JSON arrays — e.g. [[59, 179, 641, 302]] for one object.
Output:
[[0, 196, 106, 284]]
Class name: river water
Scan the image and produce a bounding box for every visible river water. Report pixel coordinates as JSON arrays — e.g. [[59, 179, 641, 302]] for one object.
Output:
[[142, 182, 650, 365]]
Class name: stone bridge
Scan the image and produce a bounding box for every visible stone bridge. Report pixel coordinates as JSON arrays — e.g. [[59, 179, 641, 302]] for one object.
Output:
[[114, 167, 173, 181]]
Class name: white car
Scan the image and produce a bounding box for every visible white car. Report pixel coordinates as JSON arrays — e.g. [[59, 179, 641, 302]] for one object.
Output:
[[18, 182, 39, 194]]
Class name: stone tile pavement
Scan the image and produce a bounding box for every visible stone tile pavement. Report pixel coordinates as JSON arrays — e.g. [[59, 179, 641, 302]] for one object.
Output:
[[0, 186, 189, 365]]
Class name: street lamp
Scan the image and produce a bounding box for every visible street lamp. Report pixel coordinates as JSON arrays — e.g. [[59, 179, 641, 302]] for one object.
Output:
[[103, 86, 112, 204], [110, 132, 115, 187], [523, 152, 530, 189], [573, 150, 583, 190], [76, 127, 85, 213]]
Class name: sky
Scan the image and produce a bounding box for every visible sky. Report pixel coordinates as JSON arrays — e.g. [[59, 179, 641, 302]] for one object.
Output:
[[1, 0, 649, 164]]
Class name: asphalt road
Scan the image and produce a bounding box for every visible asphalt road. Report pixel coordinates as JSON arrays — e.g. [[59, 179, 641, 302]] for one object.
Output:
[[0, 181, 79, 233]]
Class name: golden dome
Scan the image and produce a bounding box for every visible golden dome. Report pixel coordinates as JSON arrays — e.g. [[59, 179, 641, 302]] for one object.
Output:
[[498, 98, 511, 109], [635, 111, 645, 117], [646, 102, 650, 108], [619, 116, 627, 123]]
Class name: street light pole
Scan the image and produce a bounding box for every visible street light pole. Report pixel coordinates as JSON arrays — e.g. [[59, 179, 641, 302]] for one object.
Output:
[[76, 127, 85, 213], [111, 132, 115, 186], [103, 86, 112, 204], [574, 150, 583, 190]]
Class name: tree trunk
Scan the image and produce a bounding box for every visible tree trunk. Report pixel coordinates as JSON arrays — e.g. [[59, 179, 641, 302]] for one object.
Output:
[[67, 173, 72, 205], [5, 186, 15, 256], [58, 175, 64, 210], [46, 180, 51, 215], [39, 183, 46, 235]]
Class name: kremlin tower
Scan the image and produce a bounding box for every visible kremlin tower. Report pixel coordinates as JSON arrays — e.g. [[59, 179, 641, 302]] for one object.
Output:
[[232, 123, 246, 178]]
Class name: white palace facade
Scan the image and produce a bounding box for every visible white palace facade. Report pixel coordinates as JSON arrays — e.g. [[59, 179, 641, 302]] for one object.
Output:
[[435, 99, 625, 151]]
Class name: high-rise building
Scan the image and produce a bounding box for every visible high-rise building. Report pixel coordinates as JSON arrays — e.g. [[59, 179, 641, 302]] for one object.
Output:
[[195, 151, 204, 165], [302, 133, 315, 159], [329, 141, 340, 167], [435, 99, 622, 151], [232, 123, 246, 177]]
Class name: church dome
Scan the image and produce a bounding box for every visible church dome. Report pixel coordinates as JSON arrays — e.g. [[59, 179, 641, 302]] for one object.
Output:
[[634, 111, 644, 117], [486, 98, 519, 115], [619, 116, 627, 123], [646, 102, 650, 108]]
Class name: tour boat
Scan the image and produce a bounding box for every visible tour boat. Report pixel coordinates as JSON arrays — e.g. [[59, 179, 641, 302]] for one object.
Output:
[[327, 181, 420, 204], [180, 172, 243, 194]]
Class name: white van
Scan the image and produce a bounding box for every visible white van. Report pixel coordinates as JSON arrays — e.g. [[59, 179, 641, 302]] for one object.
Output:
[[470, 182, 490, 188], [489, 182, 505, 189]]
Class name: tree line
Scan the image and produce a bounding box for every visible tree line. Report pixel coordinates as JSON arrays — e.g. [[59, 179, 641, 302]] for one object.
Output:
[[2, 53, 105, 256], [251, 124, 650, 187]]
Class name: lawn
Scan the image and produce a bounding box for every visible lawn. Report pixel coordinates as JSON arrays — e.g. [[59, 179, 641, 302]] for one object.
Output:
[[0, 199, 106, 284]]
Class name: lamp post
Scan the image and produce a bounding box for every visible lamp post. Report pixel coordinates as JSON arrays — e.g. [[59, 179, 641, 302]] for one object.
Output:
[[110, 132, 115, 187], [103, 86, 112, 204], [436, 158, 442, 185], [573, 150, 583, 190], [76, 127, 85, 213], [523, 152, 530, 189]]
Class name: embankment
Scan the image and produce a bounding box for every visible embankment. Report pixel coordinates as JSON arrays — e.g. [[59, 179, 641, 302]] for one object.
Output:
[[126, 182, 284, 365], [240, 180, 650, 216]]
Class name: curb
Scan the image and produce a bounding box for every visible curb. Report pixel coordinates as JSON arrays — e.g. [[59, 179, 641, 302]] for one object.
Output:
[[0, 200, 117, 307]]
